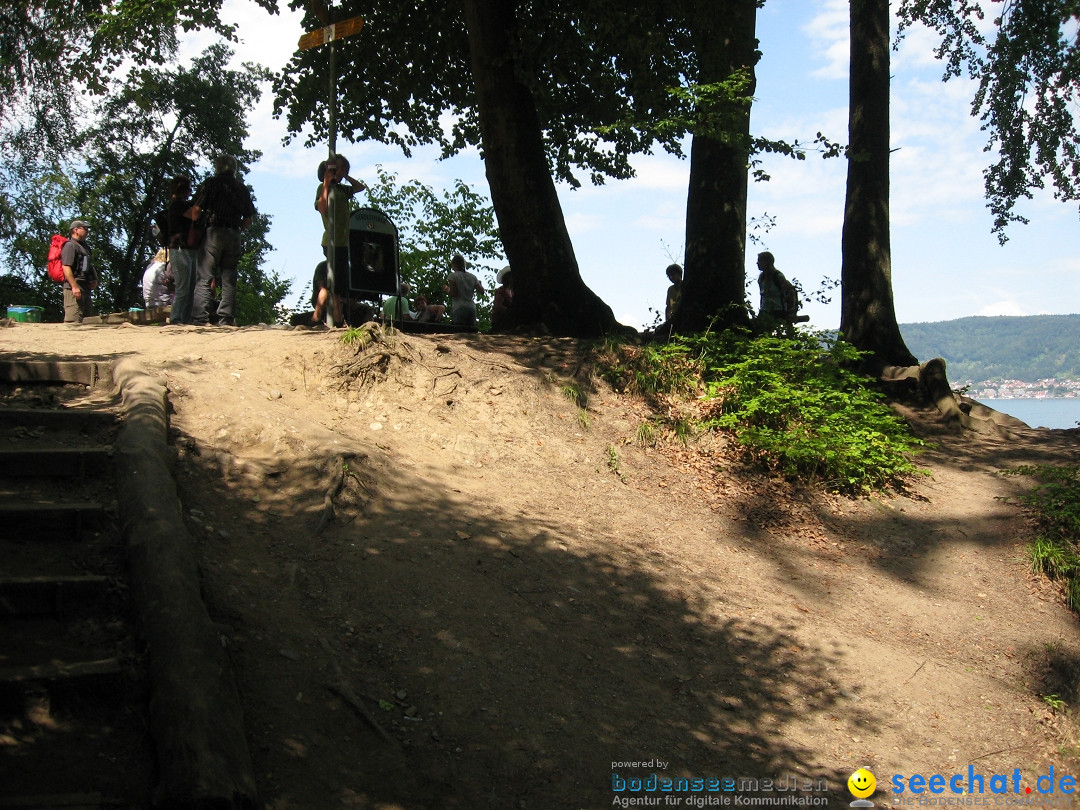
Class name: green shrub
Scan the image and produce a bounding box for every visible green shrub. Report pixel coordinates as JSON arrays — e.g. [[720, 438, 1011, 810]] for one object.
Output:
[[600, 330, 926, 493]]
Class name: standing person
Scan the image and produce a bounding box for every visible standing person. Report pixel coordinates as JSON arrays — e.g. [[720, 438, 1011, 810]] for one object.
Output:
[[664, 263, 683, 322], [189, 154, 255, 327], [491, 265, 515, 331], [315, 154, 366, 307], [446, 254, 485, 327], [60, 219, 96, 323], [165, 175, 196, 324]]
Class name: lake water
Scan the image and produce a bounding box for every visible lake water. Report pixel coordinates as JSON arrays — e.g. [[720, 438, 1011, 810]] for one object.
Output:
[[976, 398, 1080, 430]]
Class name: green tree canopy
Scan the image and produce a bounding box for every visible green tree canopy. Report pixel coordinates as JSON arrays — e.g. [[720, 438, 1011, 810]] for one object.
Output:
[[71, 43, 269, 308], [0, 0, 272, 108], [0, 44, 285, 317], [274, 0, 694, 188], [898, 0, 1080, 240]]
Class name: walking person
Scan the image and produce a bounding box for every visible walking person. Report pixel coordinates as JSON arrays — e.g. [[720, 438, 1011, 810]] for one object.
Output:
[[61, 219, 97, 323], [189, 154, 255, 327]]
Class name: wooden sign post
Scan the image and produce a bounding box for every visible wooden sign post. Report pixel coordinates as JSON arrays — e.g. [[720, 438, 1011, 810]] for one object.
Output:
[[297, 15, 365, 51]]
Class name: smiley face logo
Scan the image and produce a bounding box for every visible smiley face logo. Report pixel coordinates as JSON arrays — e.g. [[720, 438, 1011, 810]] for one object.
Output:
[[848, 768, 876, 799]]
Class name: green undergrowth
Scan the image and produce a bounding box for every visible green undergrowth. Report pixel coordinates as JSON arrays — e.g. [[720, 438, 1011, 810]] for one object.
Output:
[[598, 329, 927, 493], [1002, 464, 1080, 613]]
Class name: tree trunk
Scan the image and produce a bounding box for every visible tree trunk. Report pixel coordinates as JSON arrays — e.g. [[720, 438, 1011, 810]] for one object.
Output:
[[672, 0, 758, 335], [462, 0, 626, 337], [840, 0, 917, 368]]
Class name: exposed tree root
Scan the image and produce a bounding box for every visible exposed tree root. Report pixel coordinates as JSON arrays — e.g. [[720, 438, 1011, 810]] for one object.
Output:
[[314, 453, 368, 536], [317, 636, 395, 744], [880, 357, 1030, 438], [332, 323, 425, 389]]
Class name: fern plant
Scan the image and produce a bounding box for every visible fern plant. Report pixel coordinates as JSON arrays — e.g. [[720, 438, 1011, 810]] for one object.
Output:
[[599, 330, 926, 493]]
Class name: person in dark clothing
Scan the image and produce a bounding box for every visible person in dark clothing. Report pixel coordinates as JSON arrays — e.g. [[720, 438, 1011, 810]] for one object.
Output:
[[165, 176, 196, 324], [491, 266, 516, 332], [189, 154, 255, 327], [664, 263, 683, 322]]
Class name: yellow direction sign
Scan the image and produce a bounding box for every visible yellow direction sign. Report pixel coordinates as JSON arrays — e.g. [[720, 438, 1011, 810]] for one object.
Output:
[[298, 15, 365, 51]]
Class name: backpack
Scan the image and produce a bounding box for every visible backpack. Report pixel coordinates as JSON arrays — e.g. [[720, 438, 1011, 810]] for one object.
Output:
[[778, 274, 800, 319], [152, 208, 170, 247], [46, 234, 68, 283]]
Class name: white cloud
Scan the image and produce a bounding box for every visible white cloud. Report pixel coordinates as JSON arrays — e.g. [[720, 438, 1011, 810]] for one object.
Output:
[[977, 301, 1028, 317], [564, 211, 605, 236], [627, 153, 690, 191], [804, 0, 850, 80]]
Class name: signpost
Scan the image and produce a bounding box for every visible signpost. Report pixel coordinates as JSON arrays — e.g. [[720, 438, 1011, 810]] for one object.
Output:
[[297, 13, 365, 327], [297, 15, 365, 51]]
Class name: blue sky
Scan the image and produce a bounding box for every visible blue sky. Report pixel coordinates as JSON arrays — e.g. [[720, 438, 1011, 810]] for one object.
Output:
[[182, 0, 1079, 330]]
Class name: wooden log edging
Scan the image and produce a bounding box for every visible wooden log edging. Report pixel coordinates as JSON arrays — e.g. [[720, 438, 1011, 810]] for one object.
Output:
[[111, 358, 260, 810]]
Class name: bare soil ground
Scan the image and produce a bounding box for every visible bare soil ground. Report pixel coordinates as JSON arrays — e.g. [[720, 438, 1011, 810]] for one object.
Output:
[[4, 320, 1080, 810]]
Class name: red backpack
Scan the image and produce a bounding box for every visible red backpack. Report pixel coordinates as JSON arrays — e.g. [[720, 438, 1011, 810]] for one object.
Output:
[[46, 234, 68, 283]]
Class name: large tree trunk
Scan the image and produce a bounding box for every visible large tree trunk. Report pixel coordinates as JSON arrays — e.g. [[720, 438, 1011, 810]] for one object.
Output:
[[672, 0, 758, 334], [840, 0, 917, 368], [462, 0, 625, 337]]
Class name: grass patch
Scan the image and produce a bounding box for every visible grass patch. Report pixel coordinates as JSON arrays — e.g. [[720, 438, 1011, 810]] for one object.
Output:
[[1002, 463, 1080, 614], [598, 330, 927, 493]]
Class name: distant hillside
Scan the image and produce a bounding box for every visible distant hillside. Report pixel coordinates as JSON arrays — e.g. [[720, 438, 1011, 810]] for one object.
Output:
[[899, 314, 1080, 382]]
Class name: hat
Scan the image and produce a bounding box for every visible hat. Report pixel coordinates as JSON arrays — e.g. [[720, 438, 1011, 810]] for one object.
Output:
[[497, 266, 512, 284], [70, 220, 90, 231]]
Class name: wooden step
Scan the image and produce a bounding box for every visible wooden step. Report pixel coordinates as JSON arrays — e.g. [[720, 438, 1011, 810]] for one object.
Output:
[[0, 793, 104, 809], [0, 447, 113, 477], [0, 502, 106, 540], [0, 575, 111, 617], [0, 407, 117, 430], [0, 359, 110, 388], [0, 657, 122, 685]]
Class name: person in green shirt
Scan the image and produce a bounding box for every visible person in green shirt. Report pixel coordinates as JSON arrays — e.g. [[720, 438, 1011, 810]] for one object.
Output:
[[382, 282, 417, 324], [315, 154, 366, 304]]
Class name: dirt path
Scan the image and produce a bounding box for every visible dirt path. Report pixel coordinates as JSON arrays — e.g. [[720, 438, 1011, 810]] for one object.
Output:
[[4, 322, 1080, 809]]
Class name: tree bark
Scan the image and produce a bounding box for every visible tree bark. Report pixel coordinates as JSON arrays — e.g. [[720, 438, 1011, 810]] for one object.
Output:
[[672, 0, 758, 334], [112, 360, 259, 809], [840, 0, 917, 368], [462, 0, 626, 337]]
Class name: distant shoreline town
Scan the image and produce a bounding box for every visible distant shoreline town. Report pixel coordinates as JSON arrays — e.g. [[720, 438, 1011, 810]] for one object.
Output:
[[966, 379, 1080, 399]]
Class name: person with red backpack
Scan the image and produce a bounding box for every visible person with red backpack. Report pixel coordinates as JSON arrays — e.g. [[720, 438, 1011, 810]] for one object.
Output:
[[61, 220, 97, 323]]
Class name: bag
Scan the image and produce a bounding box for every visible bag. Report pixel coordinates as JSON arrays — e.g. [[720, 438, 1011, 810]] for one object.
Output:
[[185, 207, 205, 248], [46, 234, 68, 283], [779, 275, 800, 319], [152, 208, 170, 247], [186, 220, 205, 248]]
